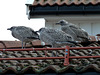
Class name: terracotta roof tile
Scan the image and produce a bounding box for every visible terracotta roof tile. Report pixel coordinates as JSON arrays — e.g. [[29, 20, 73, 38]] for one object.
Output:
[[89, 36, 100, 41], [1, 43, 100, 73], [32, 0, 100, 6], [0, 38, 100, 73], [0, 36, 98, 49], [0, 40, 50, 49]]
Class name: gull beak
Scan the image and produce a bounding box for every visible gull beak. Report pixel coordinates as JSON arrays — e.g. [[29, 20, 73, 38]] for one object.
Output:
[[55, 22, 60, 25], [7, 28, 11, 30]]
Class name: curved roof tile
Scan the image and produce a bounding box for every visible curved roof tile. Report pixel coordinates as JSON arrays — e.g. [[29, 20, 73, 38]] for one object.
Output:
[[32, 0, 100, 6], [0, 36, 100, 73], [0, 42, 100, 73]]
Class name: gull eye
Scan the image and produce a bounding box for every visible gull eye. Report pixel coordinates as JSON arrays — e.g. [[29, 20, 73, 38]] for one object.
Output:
[[60, 21, 63, 23]]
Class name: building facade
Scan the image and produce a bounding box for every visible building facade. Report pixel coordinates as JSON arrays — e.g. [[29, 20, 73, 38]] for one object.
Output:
[[26, 0, 100, 36]]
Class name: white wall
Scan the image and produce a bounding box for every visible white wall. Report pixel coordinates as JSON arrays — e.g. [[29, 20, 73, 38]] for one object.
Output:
[[45, 21, 61, 30], [92, 23, 100, 36], [45, 21, 100, 36], [31, 15, 100, 36], [78, 22, 100, 36], [79, 23, 92, 35]]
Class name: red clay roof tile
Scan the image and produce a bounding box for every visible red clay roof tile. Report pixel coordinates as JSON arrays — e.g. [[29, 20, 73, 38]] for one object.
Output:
[[32, 0, 100, 6], [0, 42, 100, 73], [0, 36, 99, 49], [0, 37, 100, 73], [0, 40, 50, 49]]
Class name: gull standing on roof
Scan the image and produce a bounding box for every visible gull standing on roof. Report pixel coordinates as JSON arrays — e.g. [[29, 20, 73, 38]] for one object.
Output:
[[37, 27, 78, 48], [56, 20, 90, 42], [37, 27, 79, 56], [7, 26, 39, 48]]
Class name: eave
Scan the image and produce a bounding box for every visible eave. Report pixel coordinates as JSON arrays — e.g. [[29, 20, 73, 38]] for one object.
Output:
[[29, 4, 100, 17]]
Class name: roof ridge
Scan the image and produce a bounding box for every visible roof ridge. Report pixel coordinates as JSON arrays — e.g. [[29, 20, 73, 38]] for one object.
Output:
[[32, 0, 100, 6]]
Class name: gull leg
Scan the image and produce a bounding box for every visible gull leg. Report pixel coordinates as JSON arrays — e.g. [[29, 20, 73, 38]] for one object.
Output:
[[24, 42, 26, 49], [51, 44, 54, 57], [21, 40, 24, 49]]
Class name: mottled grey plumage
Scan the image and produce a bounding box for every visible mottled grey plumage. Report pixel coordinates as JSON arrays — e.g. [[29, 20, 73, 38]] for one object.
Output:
[[7, 26, 39, 48], [56, 20, 90, 42], [38, 27, 76, 48]]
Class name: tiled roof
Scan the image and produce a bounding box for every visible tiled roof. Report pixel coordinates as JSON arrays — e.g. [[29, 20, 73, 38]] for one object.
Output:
[[0, 36, 99, 49], [32, 0, 100, 6], [0, 40, 50, 49], [0, 37, 100, 74]]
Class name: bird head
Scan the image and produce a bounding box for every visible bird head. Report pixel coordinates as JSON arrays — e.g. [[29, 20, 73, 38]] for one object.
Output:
[[38, 28, 47, 32], [56, 20, 69, 26], [7, 26, 16, 31], [36, 28, 47, 36]]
